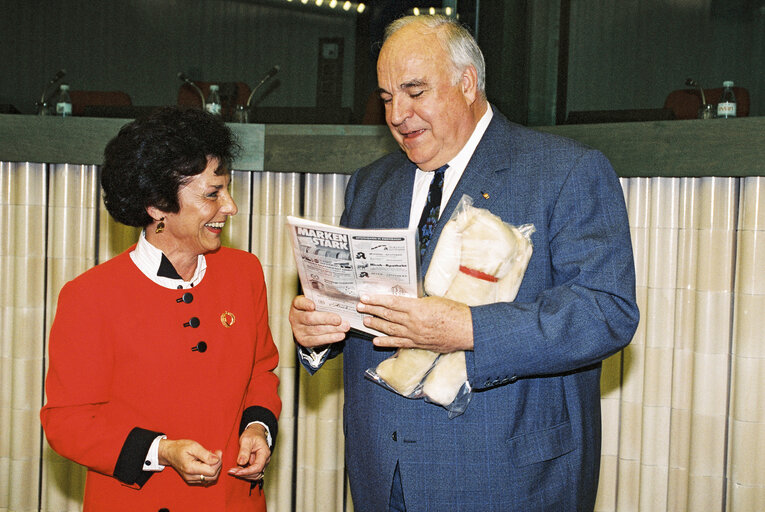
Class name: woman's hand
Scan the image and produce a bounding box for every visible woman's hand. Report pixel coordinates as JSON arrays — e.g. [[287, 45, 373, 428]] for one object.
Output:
[[289, 295, 350, 348], [228, 423, 271, 481], [158, 439, 222, 485]]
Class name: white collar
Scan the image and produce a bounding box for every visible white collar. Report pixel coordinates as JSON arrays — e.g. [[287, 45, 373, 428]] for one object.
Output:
[[415, 104, 494, 186], [410, 105, 493, 227], [129, 231, 207, 289], [443, 103, 494, 176]]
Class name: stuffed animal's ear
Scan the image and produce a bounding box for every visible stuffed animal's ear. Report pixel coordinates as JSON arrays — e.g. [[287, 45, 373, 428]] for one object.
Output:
[[424, 221, 462, 297]]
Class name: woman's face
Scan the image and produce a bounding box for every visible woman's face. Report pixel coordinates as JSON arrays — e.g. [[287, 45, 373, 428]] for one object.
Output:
[[161, 156, 238, 256]]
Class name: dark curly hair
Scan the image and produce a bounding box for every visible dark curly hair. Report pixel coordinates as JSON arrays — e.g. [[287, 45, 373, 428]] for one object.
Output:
[[101, 107, 240, 227]]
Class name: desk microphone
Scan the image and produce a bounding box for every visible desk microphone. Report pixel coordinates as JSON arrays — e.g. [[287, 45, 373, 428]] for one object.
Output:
[[685, 78, 707, 106], [246, 65, 280, 108], [178, 72, 206, 108], [49, 69, 67, 85], [38, 69, 67, 114]]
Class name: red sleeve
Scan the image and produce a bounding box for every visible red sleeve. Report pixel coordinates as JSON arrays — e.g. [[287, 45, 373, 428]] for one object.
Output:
[[40, 278, 141, 477], [240, 257, 281, 433]]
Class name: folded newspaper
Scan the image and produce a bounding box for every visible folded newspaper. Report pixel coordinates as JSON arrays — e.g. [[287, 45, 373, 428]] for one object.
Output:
[[286, 216, 420, 336]]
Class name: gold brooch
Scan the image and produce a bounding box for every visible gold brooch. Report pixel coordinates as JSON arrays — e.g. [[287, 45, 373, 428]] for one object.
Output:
[[220, 311, 236, 328]]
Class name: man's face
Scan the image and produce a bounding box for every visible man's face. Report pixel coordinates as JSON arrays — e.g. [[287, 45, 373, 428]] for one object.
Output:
[[377, 24, 479, 172]]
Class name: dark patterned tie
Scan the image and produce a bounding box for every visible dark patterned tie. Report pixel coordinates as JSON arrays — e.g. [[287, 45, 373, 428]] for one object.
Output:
[[417, 165, 448, 259]]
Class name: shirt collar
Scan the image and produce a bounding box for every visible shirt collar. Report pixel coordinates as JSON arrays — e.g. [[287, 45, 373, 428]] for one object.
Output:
[[416, 104, 493, 179], [410, 105, 494, 226], [130, 230, 207, 289], [444, 104, 494, 175]]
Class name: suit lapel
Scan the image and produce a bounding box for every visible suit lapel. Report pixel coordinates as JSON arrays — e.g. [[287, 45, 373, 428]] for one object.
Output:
[[370, 161, 418, 229]]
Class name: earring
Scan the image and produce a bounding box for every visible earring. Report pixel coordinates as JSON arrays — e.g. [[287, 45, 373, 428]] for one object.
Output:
[[155, 217, 165, 234]]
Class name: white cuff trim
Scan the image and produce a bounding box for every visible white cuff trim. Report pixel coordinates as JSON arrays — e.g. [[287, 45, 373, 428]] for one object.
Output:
[[143, 435, 167, 472], [300, 346, 330, 368], [246, 421, 273, 448]]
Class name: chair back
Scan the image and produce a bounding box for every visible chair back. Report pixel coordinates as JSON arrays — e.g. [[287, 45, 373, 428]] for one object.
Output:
[[67, 90, 132, 116]]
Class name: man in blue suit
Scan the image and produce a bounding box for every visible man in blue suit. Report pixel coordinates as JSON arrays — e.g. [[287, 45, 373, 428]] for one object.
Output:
[[289, 14, 639, 512]]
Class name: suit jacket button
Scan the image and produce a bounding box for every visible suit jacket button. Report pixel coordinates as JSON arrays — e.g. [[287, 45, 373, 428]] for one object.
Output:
[[158, 508, 170, 512], [392, 431, 397, 441], [509, 375, 518, 383], [183, 317, 200, 328]]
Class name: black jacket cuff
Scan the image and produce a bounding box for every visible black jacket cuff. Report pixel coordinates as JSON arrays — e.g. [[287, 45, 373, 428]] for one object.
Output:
[[240, 406, 278, 449], [113, 427, 164, 487]]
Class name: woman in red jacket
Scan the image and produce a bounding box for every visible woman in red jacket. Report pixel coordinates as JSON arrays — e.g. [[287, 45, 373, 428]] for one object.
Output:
[[41, 107, 281, 511]]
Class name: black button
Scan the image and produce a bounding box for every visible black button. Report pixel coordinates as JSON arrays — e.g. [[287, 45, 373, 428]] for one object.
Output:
[[176, 292, 193, 304], [183, 317, 200, 328], [159, 509, 170, 512], [392, 431, 397, 441], [144, 459, 151, 466], [509, 375, 519, 383], [192, 341, 207, 353]]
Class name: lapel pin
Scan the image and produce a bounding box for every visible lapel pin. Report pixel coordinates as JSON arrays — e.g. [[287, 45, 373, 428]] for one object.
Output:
[[481, 191, 490, 199], [220, 311, 236, 328]]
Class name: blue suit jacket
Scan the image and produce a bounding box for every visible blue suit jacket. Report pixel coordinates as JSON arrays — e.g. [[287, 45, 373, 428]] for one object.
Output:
[[300, 109, 639, 511]]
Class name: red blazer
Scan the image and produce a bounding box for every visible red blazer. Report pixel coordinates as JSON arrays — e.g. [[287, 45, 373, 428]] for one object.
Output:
[[41, 247, 281, 511]]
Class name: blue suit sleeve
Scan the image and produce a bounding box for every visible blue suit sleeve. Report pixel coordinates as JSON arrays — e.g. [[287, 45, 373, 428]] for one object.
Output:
[[297, 343, 345, 374], [465, 150, 639, 388], [294, 169, 362, 375]]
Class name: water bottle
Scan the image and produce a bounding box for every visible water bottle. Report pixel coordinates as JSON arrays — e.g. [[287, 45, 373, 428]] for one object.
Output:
[[206, 84, 222, 116], [56, 84, 72, 117], [716, 81, 736, 119]]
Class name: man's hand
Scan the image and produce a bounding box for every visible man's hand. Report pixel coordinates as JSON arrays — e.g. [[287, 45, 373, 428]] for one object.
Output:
[[289, 295, 350, 348], [158, 439, 222, 485], [357, 294, 473, 352], [228, 423, 271, 481]]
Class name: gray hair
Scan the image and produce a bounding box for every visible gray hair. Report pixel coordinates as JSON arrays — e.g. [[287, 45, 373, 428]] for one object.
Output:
[[383, 15, 486, 95]]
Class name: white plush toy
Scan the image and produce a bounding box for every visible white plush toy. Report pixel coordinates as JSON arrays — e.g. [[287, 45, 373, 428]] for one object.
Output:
[[372, 196, 534, 415]]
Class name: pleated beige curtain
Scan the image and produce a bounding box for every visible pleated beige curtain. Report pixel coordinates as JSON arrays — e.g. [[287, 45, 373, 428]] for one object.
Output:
[[1, 161, 763, 512], [596, 176, 765, 511]]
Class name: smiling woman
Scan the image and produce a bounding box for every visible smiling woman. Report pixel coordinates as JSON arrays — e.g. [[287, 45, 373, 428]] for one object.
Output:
[[145, 157, 239, 278], [40, 107, 282, 512]]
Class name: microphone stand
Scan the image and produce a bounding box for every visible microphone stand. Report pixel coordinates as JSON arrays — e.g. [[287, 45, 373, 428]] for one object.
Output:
[[245, 65, 280, 109], [685, 78, 706, 106], [37, 69, 66, 115], [233, 66, 280, 123], [178, 72, 205, 109], [685, 78, 713, 118]]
